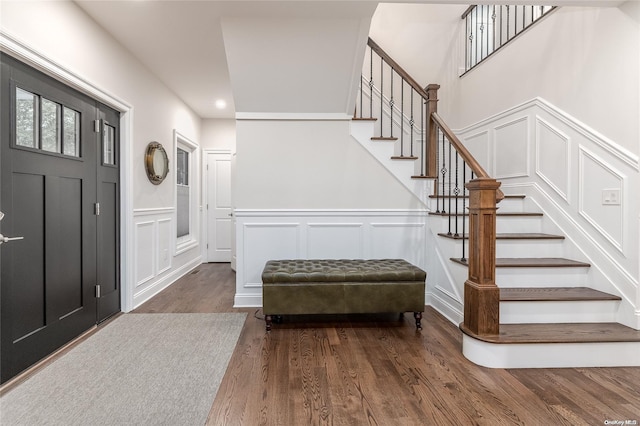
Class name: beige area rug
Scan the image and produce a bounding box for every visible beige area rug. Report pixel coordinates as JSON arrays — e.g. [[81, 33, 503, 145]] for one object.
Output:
[[0, 313, 247, 426]]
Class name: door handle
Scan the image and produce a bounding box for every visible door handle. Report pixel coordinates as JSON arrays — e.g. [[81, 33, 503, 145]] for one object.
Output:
[[0, 234, 24, 245]]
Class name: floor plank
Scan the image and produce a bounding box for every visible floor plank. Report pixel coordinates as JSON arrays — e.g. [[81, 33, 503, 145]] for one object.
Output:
[[134, 263, 640, 425]]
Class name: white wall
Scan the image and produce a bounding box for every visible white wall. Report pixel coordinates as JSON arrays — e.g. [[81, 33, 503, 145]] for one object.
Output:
[[201, 119, 237, 152], [235, 119, 423, 210], [0, 1, 203, 310]]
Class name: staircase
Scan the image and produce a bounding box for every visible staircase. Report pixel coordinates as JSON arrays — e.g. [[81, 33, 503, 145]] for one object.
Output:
[[352, 37, 640, 368]]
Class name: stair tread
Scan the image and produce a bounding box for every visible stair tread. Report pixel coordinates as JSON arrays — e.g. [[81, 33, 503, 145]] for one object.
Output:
[[439, 232, 564, 240], [500, 287, 621, 301], [451, 257, 591, 267], [391, 156, 418, 160], [461, 322, 640, 344], [371, 136, 398, 141], [431, 211, 543, 217], [411, 175, 434, 179], [352, 117, 377, 121]]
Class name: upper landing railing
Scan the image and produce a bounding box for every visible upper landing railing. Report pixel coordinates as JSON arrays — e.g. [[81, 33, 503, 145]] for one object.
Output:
[[355, 38, 504, 336], [462, 4, 556, 75]]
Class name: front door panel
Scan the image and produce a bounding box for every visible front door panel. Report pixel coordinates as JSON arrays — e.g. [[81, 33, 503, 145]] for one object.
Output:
[[0, 53, 119, 383]]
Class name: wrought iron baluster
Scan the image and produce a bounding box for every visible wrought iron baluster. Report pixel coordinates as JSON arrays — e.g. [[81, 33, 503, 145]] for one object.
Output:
[[369, 46, 373, 118], [454, 151, 460, 237], [475, 7, 480, 65], [410, 91, 414, 157], [465, 14, 469, 71], [499, 5, 503, 46], [400, 79, 404, 156], [506, 5, 510, 41], [390, 67, 394, 139], [461, 163, 467, 262], [441, 129, 446, 214], [380, 56, 384, 135], [485, 5, 489, 60], [447, 139, 452, 235], [491, 6, 497, 57]]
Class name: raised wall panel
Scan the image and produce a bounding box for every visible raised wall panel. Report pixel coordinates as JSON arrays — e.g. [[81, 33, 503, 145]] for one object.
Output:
[[157, 218, 172, 274], [307, 223, 364, 259], [536, 118, 570, 201], [242, 223, 300, 286], [463, 131, 491, 175], [135, 221, 155, 287], [579, 147, 624, 252], [494, 117, 529, 179], [370, 223, 425, 266]]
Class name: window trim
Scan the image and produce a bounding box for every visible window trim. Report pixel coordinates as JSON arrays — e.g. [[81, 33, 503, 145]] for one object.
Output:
[[174, 130, 199, 255]]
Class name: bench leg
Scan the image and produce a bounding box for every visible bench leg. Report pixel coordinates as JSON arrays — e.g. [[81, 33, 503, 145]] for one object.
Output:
[[414, 312, 423, 330], [265, 315, 273, 331]]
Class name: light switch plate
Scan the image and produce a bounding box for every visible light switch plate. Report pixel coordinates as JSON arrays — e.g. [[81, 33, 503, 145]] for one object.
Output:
[[602, 189, 621, 205]]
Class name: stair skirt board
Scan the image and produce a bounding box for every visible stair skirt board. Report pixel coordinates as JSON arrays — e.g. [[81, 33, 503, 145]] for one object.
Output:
[[500, 300, 619, 324], [462, 336, 640, 368]]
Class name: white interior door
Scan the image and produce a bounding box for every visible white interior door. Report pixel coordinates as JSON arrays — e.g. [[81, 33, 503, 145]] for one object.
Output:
[[206, 151, 232, 262]]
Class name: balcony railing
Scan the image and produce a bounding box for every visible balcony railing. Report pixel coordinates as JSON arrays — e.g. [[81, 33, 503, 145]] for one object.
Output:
[[462, 4, 556, 75]]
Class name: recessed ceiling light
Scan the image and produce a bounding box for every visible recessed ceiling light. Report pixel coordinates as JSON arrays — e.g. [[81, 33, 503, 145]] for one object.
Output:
[[215, 99, 227, 109]]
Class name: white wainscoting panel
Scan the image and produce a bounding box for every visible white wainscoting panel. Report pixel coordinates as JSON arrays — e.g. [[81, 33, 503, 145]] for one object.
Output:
[[234, 210, 427, 307], [495, 116, 529, 179], [157, 218, 173, 274], [462, 130, 491, 176], [242, 223, 301, 288], [307, 223, 364, 259], [536, 117, 570, 201], [135, 221, 155, 287], [579, 147, 625, 253]]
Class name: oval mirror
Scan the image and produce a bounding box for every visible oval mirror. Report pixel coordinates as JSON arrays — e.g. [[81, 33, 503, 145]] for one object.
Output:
[[145, 142, 169, 185]]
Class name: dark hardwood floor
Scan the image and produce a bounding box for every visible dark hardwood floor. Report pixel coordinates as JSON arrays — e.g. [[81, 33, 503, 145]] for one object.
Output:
[[134, 263, 640, 425]]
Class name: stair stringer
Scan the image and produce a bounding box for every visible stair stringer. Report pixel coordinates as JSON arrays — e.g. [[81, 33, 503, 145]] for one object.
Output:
[[424, 226, 465, 325], [505, 182, 639, 330], [350, 120, 432, 207]]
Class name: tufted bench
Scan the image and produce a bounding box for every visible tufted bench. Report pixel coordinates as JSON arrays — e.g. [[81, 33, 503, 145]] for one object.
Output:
[[261, 259, 426, 331]]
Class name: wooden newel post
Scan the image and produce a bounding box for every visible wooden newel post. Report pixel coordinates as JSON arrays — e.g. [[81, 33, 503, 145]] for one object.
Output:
[[463, 177, 501, 336], [425, 84, 440, 178]]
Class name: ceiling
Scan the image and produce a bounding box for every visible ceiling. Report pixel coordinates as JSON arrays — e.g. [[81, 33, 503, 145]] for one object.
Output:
[[74, 0, 625, 120]]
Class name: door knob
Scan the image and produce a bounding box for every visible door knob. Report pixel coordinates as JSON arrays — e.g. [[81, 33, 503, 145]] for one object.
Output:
[[0, 234, 24, 245]]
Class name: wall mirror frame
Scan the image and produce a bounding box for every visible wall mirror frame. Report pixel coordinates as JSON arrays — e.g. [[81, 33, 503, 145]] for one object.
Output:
[[145, 141, 169, 185]]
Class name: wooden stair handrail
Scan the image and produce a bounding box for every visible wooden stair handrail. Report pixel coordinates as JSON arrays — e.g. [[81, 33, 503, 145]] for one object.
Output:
[[461, 5, 476, 19], [367, 38, 430, 101], [431, 112, 504, 202]]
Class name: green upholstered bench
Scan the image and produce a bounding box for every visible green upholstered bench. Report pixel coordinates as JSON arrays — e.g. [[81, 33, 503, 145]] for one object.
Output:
[[261, 259, 426, 331]]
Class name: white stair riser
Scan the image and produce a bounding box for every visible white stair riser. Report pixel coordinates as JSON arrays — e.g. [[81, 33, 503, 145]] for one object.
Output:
[[429, 197, 525, 213], [431, 216, 544, 234], [500, 300, 619, 324], [437, 237, 566, 258], [496, 267, 589, 287], [495, 239, 565, 258], [462, 336, 640, 368]]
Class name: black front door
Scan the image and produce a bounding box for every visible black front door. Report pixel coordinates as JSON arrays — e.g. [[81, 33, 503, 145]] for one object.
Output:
[[0, 53, 120, 383]]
